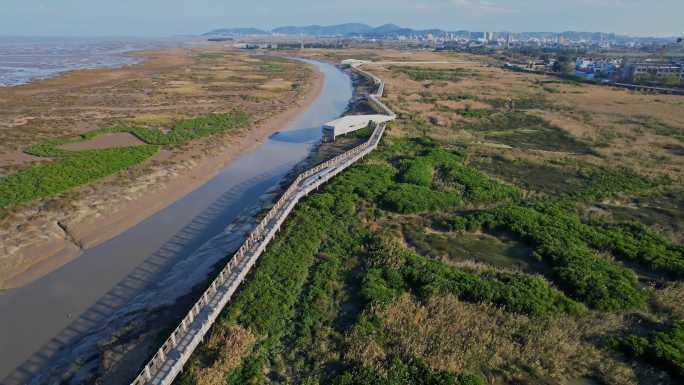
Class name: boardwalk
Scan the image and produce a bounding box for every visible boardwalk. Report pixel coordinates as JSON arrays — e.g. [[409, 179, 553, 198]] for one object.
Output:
[[129, 60, 395, 385]]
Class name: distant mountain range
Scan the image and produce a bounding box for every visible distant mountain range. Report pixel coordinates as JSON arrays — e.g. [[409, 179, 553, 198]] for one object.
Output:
[[204, 27, 270, 36], [204, 23, 455, 38], [203, 23, 675, 42]]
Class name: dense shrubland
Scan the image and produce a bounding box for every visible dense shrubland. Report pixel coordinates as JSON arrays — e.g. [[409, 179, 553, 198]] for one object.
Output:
[[380, 144, 520, 214], [360, 234, 585, 317], [177, 61, 684, 384], [467, 203, 648, 311], [176, 129, 680, 384]]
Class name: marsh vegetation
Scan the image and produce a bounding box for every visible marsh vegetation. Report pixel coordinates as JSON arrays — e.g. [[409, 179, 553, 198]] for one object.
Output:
[[175, 49, 684, 385]]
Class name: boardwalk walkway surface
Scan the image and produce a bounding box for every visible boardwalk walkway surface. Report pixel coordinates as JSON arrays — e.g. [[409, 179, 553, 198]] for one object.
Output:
[[130, 59, 395, 385]]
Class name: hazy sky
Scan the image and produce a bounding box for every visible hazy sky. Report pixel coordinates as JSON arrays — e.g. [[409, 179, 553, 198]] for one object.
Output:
[[1, 0, 682, 37]]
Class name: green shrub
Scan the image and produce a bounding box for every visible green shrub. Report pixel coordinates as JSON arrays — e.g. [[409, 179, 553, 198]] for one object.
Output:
[[611, 321, 684, 377], [381, 148, 520, 214], [381, 184, 462, 214], [567, 164, 658, 202], [585, 221, 684, 278], [398, 158, 434, 187], [119, 111, 250, 145], [473, 203, 647, 311], [361, 235, 585, 317], [456, 108, 493, 119], [0, 145, 159, 209]]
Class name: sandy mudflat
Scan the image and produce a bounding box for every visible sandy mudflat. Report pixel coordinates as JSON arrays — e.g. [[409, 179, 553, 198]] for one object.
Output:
[[2, 61, 325, 289]]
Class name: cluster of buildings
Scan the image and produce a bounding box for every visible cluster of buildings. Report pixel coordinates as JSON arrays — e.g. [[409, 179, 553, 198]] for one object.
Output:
[[508, 56, 684, 86], [576, 58, 684, 83], [622, 60, 684, 83], [233, 42, 280, 50], [575, 57, 623, 78], [431, 31, 673, 50]]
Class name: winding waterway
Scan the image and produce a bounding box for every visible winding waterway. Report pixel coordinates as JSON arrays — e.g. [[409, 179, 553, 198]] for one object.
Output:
[[0, 59, 353, 384]]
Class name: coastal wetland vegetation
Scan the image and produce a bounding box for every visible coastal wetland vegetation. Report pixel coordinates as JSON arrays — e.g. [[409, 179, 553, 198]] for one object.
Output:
[[174, 49, 684, 385]]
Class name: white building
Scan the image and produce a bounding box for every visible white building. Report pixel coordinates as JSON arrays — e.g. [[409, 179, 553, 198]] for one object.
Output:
[[322, 114, 394, 142]]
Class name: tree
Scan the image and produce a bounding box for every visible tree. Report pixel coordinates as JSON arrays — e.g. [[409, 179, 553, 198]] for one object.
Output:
[[661, 75, 681, 88], [552, 55, 574, 75]]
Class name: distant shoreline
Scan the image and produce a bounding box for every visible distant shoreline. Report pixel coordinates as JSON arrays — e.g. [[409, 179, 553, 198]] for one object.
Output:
[[0, 36, 180, 87]]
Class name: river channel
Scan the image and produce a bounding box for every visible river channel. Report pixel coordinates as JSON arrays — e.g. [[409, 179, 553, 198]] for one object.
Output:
[[0, 59, 352, 385]]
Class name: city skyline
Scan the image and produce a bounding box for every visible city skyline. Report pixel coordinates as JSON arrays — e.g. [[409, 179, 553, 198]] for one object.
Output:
[[0, 0, 682, 37]]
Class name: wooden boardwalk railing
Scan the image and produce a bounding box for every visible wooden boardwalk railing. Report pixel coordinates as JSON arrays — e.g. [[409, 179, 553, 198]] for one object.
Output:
[[129, 60, 394, 385]]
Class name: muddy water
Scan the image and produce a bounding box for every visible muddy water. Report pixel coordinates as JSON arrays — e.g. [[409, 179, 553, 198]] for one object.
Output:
[[0, 60, 352, 384]]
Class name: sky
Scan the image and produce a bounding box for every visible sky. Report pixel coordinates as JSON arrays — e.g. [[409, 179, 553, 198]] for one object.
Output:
[[1, 0, 682, 37]]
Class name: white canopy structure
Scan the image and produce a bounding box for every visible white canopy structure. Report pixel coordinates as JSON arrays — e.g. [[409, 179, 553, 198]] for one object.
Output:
[[322, 114, 394, 142]]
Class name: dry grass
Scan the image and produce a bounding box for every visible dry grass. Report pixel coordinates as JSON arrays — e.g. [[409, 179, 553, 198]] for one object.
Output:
[[259, 79, 293, 91], [347, 294, 636, 385], [355, 52, 684, 181], [652, 282, 684, 321], [125, 113, 183, 127], [162, 82, 206, 96], [188, 324, 256, 385]]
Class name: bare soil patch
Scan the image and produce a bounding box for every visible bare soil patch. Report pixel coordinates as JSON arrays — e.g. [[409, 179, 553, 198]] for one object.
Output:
[[58, 132, 145, 151]]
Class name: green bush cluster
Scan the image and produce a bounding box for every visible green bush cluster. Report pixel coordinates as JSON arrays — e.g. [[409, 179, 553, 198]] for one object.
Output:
[[332, 358, 485, 385], [116, 111, 250, 146], [610, 321, 684, 378], [585, 221, 684, 278], [346, 125, 373, 140], [460, 111, 593, 154], [179, 132, 678, 383], [471, 203, 647, 311], [567, 164, 658, 202], [382, 148, 520, 214], [398, 157, 434, 186], [442, 162, 521, 203], [0, 145, 159, 209], [381, 184, 462, 214], [361, 235, 585, 317], [222, 200, 335, 351]]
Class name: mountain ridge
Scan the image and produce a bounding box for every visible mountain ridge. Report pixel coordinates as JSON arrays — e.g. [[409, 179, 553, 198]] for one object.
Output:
[[203, 23, 677, 41]]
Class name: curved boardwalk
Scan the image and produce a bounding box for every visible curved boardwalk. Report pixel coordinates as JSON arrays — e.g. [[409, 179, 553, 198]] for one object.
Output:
[[130, 60, 395, 385]]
